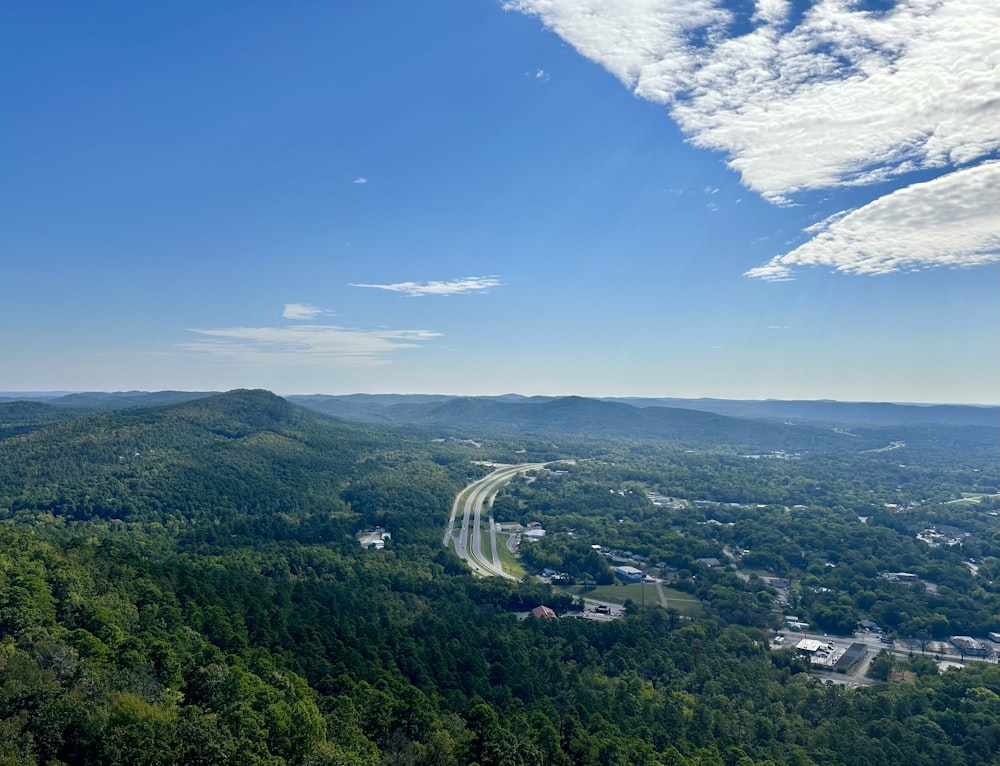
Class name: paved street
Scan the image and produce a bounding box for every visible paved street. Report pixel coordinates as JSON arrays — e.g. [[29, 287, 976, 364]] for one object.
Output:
[[444, 462, 549, 579]]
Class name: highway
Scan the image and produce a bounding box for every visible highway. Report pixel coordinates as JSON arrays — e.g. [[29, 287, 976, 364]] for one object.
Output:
[[444, 462, 549, 579]]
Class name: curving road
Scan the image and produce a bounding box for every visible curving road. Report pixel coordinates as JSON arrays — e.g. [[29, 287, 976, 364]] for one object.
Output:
[[444, 463, 549, 579]]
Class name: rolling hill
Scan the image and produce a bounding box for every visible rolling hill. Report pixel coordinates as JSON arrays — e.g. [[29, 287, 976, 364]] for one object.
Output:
[[0, 389, 387, 532]]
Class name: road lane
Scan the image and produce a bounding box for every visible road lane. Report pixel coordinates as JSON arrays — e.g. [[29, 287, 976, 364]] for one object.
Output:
[[445, 462, 550, 579]]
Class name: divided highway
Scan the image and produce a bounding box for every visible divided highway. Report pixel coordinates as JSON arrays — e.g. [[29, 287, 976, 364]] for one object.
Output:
[[444, 463, 549, 579]]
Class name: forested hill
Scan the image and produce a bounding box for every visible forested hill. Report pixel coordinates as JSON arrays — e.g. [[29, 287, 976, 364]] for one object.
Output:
[[375, 395, 843, 451], [5, 389, 995, 443], [290, 393, 997, 467], [0, 391, 215, 439], [0, 389, 432, 537], [296, 393, 803, 440], [0, 390, 998, 764], [0, 390, 214, 410], [288, 393, 999, 428], [6, 390, 994, 429], [0, 400, 90, 439]]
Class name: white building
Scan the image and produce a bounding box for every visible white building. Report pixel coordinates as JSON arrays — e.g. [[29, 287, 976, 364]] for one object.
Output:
[[615, 565, 645, 583]]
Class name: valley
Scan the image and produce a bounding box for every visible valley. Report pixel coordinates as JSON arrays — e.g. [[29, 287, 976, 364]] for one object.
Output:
[[0, 389, 996, 765]]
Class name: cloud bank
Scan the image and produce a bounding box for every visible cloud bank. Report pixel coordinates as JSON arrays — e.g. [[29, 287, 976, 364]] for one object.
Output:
[[179, 324, 441, 367], [506, 0, 1000, 278], [350, 275, 502, 296]]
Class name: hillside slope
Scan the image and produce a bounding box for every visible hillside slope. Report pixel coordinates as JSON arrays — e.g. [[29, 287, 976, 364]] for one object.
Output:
[[0, 389, 382, 531]]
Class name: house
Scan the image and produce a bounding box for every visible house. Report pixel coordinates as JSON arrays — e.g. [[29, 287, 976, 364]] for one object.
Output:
[[697, 557, 722, 568], [859, 619, 882, 633], [530, 605, 557, 621]]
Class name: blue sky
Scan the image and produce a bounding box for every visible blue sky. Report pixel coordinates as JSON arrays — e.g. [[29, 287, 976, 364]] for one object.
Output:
[[2, 0, 997, 403]]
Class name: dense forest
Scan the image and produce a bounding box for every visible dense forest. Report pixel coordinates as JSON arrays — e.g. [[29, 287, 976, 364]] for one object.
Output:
[[0, 390, 997, 765]]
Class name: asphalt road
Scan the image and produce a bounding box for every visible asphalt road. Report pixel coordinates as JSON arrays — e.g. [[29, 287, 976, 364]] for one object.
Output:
[[444, 462, 549, 579]]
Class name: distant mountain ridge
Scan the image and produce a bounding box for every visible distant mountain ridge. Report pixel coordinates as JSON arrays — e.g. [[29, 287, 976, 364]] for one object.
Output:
[[286, 393, 998, 428], [288, 394, 934, 456], [602, 397, 999, 427], [2, 390, 996, 437], [1, 389, 996, 501], [4, 389, 994, 426], [283, 394, 997, 464]]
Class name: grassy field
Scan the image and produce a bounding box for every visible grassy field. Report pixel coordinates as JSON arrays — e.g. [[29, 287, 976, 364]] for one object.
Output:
[[556, 582, 704, 616], [479, 521, 494, 562], [659, 586, 704, 617], [496, 533, 527, 578]]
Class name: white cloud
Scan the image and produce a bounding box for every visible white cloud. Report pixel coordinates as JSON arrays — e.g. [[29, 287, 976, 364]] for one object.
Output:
[[746, 161, 1000, 280], [535, 68, 550, 80], [349, 275, 502, 296], [353, 177, 367, 184], [179, 324, 442, 367], [504, 0, 729, 98], [507, 0, 1000, 276], [674, 0, 1000, 200], [282, 303, 333, 320], [511, 0, 999, 198], [751, 0, 790, 26]]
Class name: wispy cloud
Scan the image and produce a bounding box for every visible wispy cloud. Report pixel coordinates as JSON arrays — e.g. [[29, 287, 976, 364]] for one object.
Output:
[[349, 275, 502, 297], [352, 177, 367, 185], [179, 324, 441, 367], [535, 68, 550, 80], [282, 303, 333, 320], [506, 0, 1000, 277], [747, 162, 1000, 280]]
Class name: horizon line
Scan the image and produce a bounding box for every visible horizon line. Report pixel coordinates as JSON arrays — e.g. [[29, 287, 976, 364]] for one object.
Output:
[[1, 389, 997, 408]]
